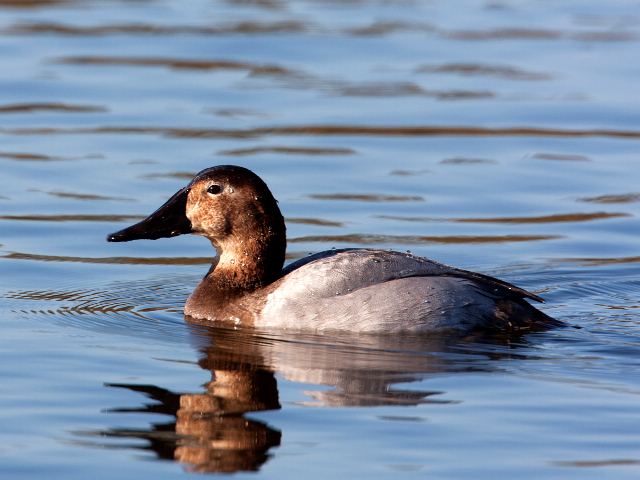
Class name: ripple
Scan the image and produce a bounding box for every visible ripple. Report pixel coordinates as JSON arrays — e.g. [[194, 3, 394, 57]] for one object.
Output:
[[7, 20, 307, 35], [56, 55, 300, 77], [601, 304, 640, 311], [308, 193, 424, 202], [572, 31, 637, 42], [166, 125, 640, 140], [531, 152, 591, 161], [456, 212, 630, 224], [5, 18, 638, 45], [389, 168, 431, 176], [440, 157, 497, 165], [0, 0, 68, 8], [578, 193, 640, 204], [289, 233, 561, 245], [4, 124, 640, 140], [442, 27, 636, 42], [433, 90, 495, 100], [0, 151, 102, 162], [338, 81, 494, 99], [5, 275, 195, 341], [141, 171, 196, 180], [417, 63, 551, 80], [43, 190, 134, 201], [127, 159, 159, 165], [0, 150, 63, 161], [3, 251, 301, 264], [286, 217, 343, 227], [344, 22, 637, 42], [345, 20, 435, 36], [225, 0, 283, 11], [336, 82, 403, 96], [553, 459, 640, 468], [3, 252, 213, 265], [0, 214, 144, 222], [0, 102, 106, 113], [377, 415, 427, 422], [206, 108, 268, 118], [553, 256, 640, 266], [377, 212, 630, 224], [445, 27, 562, 41], [335, 82, 494, 100], [217, 145, 355, 156]]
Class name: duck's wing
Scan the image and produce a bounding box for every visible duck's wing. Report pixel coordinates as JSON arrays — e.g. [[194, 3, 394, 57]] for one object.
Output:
[[438, 263, 544, 303], [280, 248, 543, 303]]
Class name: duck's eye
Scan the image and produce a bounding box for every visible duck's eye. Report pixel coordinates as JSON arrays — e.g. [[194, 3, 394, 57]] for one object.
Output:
[[207, 184, 223, 195]]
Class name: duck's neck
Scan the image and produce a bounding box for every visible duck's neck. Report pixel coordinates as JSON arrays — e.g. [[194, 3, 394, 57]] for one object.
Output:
[[206, 219, 286, 293]]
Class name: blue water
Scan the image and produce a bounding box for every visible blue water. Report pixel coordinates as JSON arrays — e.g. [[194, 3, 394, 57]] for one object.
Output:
[[1, 0, 640, 478]]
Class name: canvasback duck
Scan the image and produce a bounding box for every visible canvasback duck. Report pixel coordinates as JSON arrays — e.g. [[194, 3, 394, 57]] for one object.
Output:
[[107, 165, 557, 332]]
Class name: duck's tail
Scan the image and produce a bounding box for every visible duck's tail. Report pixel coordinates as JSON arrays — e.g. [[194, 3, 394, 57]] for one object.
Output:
[[493, 299, 564, 333]]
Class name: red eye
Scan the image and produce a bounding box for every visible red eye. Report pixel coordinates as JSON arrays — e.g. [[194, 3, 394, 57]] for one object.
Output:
[[207, 184, 222, 195]]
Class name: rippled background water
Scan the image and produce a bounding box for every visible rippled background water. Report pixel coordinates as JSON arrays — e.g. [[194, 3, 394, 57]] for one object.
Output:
[[1, 0, 640, 478]]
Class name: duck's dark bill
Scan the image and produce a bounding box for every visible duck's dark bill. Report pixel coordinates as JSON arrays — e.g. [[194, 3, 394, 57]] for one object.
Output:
[[107, 187, 192, 242]]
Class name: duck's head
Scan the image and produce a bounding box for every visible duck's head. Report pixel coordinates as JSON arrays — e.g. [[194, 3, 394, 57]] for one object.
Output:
[[108, 165, 286, 286]]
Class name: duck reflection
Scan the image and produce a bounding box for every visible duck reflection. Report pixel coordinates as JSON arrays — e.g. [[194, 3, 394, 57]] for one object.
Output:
[[93, 330, 283, 473], [88, 322, 507, 473], [186, 319, 463, 408], [102, 380, 280, 473]]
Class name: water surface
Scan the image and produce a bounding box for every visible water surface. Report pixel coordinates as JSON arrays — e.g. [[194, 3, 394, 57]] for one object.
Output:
[[1, 0, 640, 478]]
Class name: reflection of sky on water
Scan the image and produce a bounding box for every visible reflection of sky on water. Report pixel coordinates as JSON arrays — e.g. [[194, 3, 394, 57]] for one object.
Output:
[[0, 0, 639, 478]]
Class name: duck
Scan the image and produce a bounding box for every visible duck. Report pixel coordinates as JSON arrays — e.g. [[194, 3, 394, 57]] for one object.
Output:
[[107, 165, 558, 333]]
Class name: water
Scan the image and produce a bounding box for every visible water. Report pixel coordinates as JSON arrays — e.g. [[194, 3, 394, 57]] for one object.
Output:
[[1, 0, 640, 477]]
